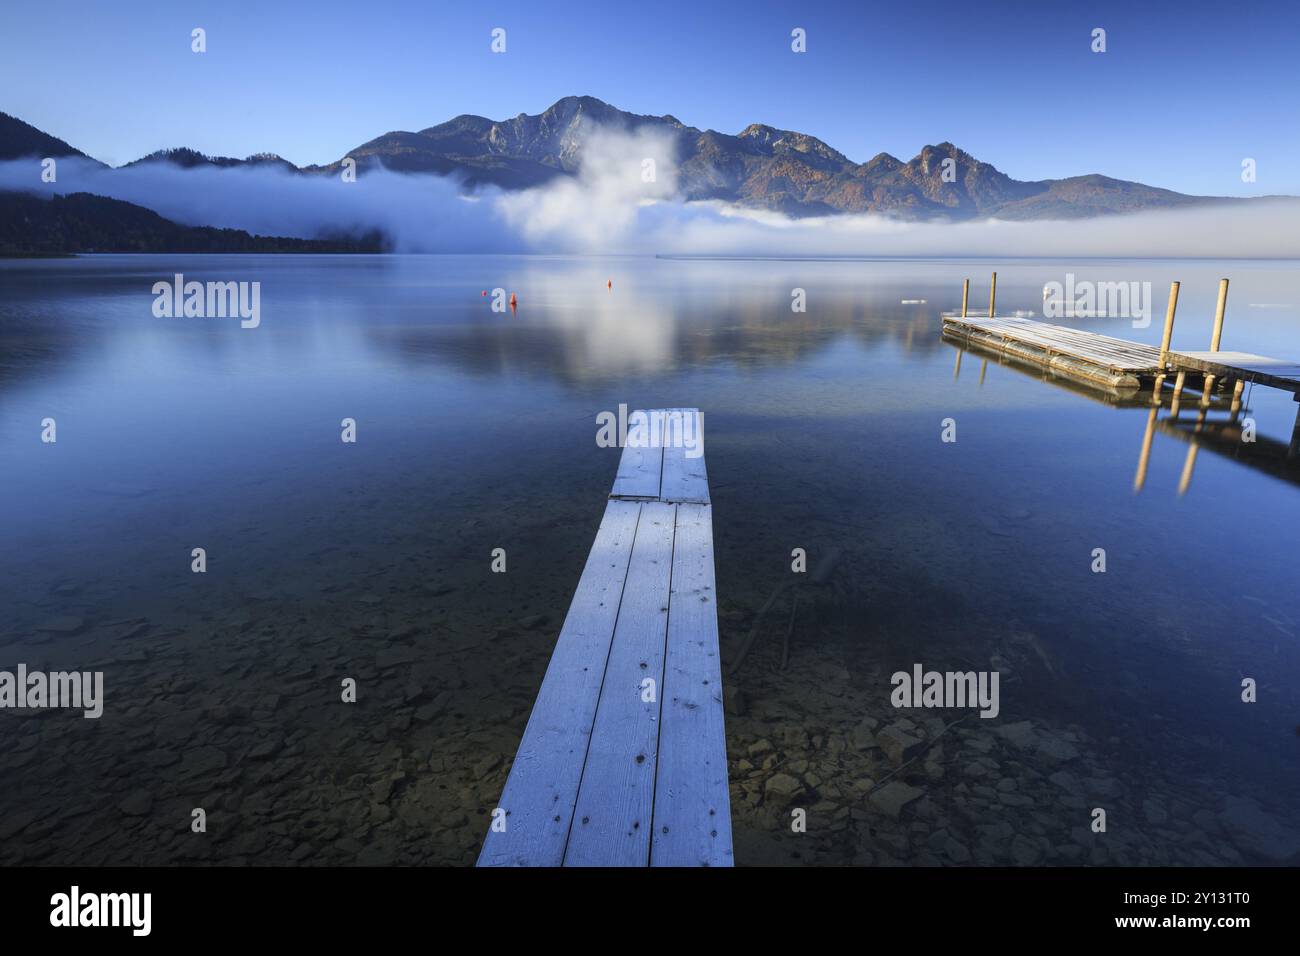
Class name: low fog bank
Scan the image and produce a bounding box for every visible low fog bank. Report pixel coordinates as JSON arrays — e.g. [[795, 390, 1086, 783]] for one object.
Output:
[[0, 156, 524, 253], [3, 124, 1298, 258], [653, 199, 1300, 260]]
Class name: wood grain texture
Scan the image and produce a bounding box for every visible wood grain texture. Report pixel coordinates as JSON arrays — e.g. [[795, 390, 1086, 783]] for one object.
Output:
[[480, 408, 732, 867], [651, 501, 733, 867], [564, 501, 676, 866], [944, 317, 1163, 372], [1171, 351, 1300, 392], [660, 410, 710, 504], [609, 409, 665, 499], [477, 500, 641, 867]]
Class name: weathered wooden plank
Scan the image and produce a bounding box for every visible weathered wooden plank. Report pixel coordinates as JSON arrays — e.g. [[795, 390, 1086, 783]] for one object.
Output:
[[985, 327, 1159, 368], [659, 409, 710, 504], [609, 410, 665, 499], [477, 499, 642, 867], [563, 501, 677, 866], [1171, 350, 1300, 391], [481, 408, 734, 867], [651, 502, 732, 867], [947, 316, 1165, 367], [943, 317, 1164, 375]]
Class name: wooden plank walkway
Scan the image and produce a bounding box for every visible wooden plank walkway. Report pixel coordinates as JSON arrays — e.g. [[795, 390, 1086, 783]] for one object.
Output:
[[1168, 351, 1300, 394], [943, 315, 1163, 389], [945, 314, 1300, 394], [478, 409, 732, 867]]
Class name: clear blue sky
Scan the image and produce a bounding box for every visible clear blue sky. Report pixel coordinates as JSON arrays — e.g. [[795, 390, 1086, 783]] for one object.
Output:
[[3, 0, 1298, 195]]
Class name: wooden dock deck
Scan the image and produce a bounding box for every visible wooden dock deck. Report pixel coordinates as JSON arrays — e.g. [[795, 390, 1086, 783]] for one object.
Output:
[[945, 275, 1300, 464], [944, 276, 1300, 400], [944, 316, 1300, 395], [942, 315, 1164, 389], [478, 409, 733, 868], [1165, 351, 1300, 394]]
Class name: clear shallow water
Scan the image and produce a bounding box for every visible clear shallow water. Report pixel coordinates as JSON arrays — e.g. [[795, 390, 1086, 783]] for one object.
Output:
[[1, 254, 1298, 866]]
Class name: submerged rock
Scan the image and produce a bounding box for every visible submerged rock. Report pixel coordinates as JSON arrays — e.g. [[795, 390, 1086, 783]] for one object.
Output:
[[850, 718, 878, 751], [764, 773, 803, 799], [876, 725, 925, 766], [1219, 796, 1300, 863], [868, 781, 924, 819]]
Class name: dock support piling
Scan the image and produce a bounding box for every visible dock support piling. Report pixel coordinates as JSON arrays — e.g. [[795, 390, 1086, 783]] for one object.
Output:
[[1230, 379, 1245, 420], [988, 272, 997, 319], [961, 279, 969, 318], [1170, 370, 1188, 417], [1201, 278, 1230, 403], [1152, 281, 1180, 399], [1209, 278, 1230, 351]]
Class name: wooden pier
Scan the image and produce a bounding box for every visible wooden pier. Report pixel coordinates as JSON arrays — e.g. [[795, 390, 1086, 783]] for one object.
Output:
[[945, 274, 1300, 467], [478, 409, 733, 867], [943, 314, 1163, 390], [947, 274, 1298, 396]]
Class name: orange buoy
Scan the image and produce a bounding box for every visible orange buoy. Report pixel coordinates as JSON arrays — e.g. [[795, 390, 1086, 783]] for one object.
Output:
[[509, 292, 518, 311], [607, 279, 612, 290]]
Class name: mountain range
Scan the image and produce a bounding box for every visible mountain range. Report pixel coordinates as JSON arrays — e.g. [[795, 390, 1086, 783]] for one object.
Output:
[[0, 95, 1276, 234]]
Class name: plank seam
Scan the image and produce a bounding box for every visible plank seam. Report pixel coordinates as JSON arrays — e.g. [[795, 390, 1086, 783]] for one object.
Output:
[[655, 413, 667, 501], [645, 502, 678, 866]]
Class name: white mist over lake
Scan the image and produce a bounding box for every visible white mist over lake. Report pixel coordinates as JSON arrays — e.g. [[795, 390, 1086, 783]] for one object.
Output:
[[4, 124, 1298, 257]]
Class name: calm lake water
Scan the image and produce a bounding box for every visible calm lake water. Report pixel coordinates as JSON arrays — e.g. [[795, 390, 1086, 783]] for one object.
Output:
[[2, 254, 1298, 866]]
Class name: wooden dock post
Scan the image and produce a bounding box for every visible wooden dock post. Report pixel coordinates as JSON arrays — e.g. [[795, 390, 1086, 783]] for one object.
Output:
[[1152, 281, 1180, 398], [953, 348, 963, 381], [961, 279, 970, 318], [1201, 278, 1230, 403], [1230, 378, 1245, 418], [1209, 278, 1230, 351], [1170, 370, 1188, 417], [987, 272, 997, 319]]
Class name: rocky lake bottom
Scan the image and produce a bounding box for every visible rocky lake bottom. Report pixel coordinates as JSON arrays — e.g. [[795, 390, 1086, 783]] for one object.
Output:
[[3, 493, 1296, 868], [3, 255, 1299, 866]]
